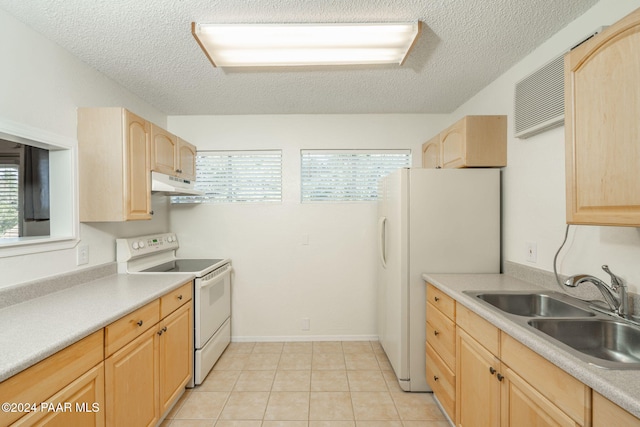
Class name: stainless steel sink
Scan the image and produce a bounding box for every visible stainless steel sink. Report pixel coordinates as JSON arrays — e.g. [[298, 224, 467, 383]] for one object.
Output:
[[528, 319, 640, 369], [468, 291, 596, 318]]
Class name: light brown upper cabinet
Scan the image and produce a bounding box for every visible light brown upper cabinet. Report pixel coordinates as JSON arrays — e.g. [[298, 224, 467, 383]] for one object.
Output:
[[565, 7, 640, 226], [422, 115, 507, 168], [150, 125, 197, 181], [78, 108, 152, 222]]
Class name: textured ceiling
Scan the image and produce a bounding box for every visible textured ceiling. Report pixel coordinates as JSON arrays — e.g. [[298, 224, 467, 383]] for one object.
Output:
[[0, 0, 598, 115]]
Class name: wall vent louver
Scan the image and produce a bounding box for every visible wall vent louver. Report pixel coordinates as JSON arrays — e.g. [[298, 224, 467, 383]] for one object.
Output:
[[514, 54, 565, 139]]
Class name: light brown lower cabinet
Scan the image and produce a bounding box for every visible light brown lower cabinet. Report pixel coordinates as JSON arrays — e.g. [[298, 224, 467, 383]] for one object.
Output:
[[593, 392, 640, 427], [0, 331, 105, 427], [105, 289, 193, 427], [455, 305, 590, 427], [0, 281, 193, 427]]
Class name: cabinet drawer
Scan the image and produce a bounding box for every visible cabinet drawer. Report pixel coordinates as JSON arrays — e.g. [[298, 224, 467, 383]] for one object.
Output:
[[105, 299, 160, 357], [0, 330, 103, 426], [426, 302, 456, 372], [501, 333, 590, 426], [160, 281, 193, 318], [426, 283, 455, 320], [426, 342, 455, 422], [456, 305, 499, 356]]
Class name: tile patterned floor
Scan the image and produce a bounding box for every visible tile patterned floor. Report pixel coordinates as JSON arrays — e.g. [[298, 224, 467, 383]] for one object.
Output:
[[161, 341, 450, 427]]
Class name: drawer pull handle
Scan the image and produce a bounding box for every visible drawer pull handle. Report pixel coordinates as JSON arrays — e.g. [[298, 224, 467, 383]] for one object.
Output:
[[137, 320, 143, 327], [433, 375, 439, 382], [434, 296, 440, 302], [497, 373, 504, 382], [434, 330, 440, 336], [489, 367, 496, 375], [178, 294, 183, 300]]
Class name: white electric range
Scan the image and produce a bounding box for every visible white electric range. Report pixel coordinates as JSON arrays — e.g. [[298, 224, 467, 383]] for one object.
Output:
[[116, 232, 231, 387]]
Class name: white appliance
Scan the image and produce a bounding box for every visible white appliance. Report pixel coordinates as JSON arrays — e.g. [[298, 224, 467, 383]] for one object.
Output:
[[116, 233, 231, 387], [377, 168, 500, 391]]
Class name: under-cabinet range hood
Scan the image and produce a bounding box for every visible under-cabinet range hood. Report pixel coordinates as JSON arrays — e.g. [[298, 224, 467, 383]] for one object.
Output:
[[151, 171, 204, 196]]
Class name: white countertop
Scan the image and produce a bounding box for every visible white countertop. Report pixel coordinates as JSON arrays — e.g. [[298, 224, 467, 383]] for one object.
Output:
[[423, 273, 640, 419], [0, 272, 194, 382]]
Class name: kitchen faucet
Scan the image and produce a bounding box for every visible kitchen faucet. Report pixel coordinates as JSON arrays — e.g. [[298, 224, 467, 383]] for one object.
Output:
[[564, 265, 628, 318]]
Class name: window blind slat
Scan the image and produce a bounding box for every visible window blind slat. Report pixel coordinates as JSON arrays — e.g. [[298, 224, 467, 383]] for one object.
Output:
[[301, 150, 411, 202], [0, 165, 19, 238], [172, 150, 282, 204]]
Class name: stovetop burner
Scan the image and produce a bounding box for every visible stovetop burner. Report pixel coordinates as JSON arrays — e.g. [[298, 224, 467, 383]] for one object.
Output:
[[141, 259, 224, 273]]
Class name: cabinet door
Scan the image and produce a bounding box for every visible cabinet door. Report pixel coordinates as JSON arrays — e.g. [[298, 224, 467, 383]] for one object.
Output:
[[105, 327, 159, 427], [422, 135, 441, 168], [502, 366, 580, 427], [150, 124, 178, 176], [124, 111, 151, 221], [593, 392, 640, 427], [13, 364, 105, 427], [456, 328, 500, 427], [564, 8, 640, 226], [159, 302, 193, 415], [440, 120, 466, 169], [177, 138, 197, 181]]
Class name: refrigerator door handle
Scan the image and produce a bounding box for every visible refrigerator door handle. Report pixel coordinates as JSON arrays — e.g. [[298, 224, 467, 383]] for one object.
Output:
[[378, 216, 387, 269]]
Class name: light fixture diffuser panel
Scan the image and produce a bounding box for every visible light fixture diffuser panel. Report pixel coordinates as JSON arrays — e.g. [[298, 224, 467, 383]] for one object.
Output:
[[192, 22, 421, 67]]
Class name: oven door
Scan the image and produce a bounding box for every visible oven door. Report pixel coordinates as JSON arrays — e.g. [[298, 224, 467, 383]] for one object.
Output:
[[195, 263, 231, 349]]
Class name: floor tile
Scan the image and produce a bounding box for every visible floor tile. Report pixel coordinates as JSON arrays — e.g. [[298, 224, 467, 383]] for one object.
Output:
[[283, 342, 313, 353], [402, 421, 450, 427], [312, 353, 346, 370], [313, 341, 343, 353], [311, 370, 350, 392], [169, 420, 216, 426], [224, 343, 256, 354], [272, 370, 312, 391], [309, 392, 354, 421], [174, 391, 229, 420], [253, 342, 284, 353], [278, 352, 313, 370], [346, 371, 388, 392], [233, 370, 275, 391], [244, 353, 282, 370], [354, 422, 402, 427], [263, 392, 310, 421], [198, 370, 241, 392], [390, 392, 446, 421], [214, 352, 249, 371], [309, 422, 355, 427], [342, 342, 373, 354], [165, 389, 192, 419], [351, 392, 399, 421], [344, 353, 380, 370], [262, 422, 309, 427], [219, 392, 269, 420], [214, 421, 261, 427]]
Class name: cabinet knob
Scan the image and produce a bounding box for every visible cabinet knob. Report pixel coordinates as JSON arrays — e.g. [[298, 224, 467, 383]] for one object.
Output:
[[489, 367, 496, 375], [433, 375, 439, 382], [434, 330, 440, 336], [150, 210, 154, 215], [497, 373, 504, 382], [157, 326, 167, 336], [178, 294, 183, 300], [137, 320, 143, 327], [434, 296, 440, 302]]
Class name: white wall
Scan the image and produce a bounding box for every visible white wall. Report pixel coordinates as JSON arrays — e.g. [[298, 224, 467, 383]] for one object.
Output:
[[450, 0, 640, 292], [167, 114, 448, 340], [0, 8, 170, 287]]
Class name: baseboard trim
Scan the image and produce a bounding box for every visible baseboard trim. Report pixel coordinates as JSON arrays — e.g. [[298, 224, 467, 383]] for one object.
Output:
[[232, 334, 379, 343]]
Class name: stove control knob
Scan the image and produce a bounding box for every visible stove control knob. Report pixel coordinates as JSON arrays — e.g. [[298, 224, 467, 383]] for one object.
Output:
[[139, 240, 146, 248], [132, 241, 139, 250]]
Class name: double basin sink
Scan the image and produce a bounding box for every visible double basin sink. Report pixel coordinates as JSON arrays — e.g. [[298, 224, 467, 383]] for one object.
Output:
[[463, 290, 640, 369]]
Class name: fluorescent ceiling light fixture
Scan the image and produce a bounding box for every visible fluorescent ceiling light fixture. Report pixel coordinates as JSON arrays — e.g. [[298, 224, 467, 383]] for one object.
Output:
[[192, 22, 421, 67]]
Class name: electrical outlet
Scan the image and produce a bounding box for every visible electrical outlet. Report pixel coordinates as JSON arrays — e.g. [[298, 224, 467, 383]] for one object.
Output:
[[301, 318, 310, 331], [525, 242, 537, 263], [77, 245, 89, 265]]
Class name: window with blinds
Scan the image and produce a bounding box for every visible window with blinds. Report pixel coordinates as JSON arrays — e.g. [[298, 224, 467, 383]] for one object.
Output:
[[301, 149, 411, 202], [0, 160, 19, 238], [172, 150, 282, 204]]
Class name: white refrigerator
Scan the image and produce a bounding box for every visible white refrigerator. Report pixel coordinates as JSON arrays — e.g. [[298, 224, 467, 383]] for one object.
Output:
[[377, 168, 500, 391]]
